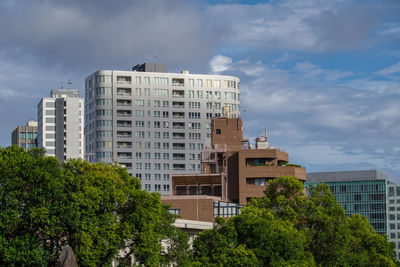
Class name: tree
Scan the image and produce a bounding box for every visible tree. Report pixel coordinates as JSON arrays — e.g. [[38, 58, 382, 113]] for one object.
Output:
[[192, 176, 399, 266], [0, 146, 189, 266]]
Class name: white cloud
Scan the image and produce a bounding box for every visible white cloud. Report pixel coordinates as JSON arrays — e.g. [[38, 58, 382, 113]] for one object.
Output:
[[209, 55, 232, 73], [375, 61, 400, 77]]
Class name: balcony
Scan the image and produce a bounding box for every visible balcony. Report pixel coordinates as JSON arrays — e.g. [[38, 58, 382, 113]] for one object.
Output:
[[117, 100, 132, 106], [117, 111, 132, 117], [172, 112, 185, 119], [173, 133, 185, 139], [172, 78, 184, 86], [116, 76, 131, 84], [172, 90, 185, 98], [172, 122, 185, 129], [173, 164, 186, 171], [117, 132, 132, 138], [117, 121, 132, 127], [172, 101, 185, 108], [117, 142, 132, 149], [173, 143, 185, 150]]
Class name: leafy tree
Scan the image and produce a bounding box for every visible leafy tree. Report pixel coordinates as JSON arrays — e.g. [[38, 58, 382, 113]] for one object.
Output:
[[193, 176, 399, 266], [0, 146, 189, 266]]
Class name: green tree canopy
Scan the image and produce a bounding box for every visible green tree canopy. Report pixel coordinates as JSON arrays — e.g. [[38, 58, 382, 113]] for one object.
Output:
[[192, 176, 399, 266], [0, 146, 189, 266]]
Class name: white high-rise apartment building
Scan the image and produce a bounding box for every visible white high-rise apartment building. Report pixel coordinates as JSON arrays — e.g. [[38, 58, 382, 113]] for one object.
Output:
[[85, 63, 240, 195], [37, 89, 84, 162]]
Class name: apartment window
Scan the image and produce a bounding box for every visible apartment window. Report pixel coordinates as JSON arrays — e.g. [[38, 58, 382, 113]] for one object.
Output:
[[145, 184, 151, 191], [164, 174, 170, 181], [154, 153, 161, 159], [214, 80, 221, 88], [188, 122, 201, 129], [164, 184, 170, 191], [189, 79, 194, 87], [136, 110, 144, 117], [189, 143, 196, 150], [206, 80, 212, 88], [197, 90, 203, 98], [189, 102, 200, 109], [154, 111, 161, 117], [163, 143, 169, 149], [206, 102, 213, 109], [135, 88, 141, 96], [135, 131, 145, 138], [188, 112, 200, 119], [154, 89, 169, 97], [155, 174, 161, 180], [198, 144, 203, 150], [155, 163, 161, 170], [144, 163, 151, 170], [189, 133, 201, 139], [155, 184, 161, 191], [145, 173, 151, 180], [144, 142, 150, 149], [189, 154, 195, 160], [163, 163, 169, 170], [136, 76, 141, 85], [145, 152, 151, 159], [163, 101, 169, 107], [154, 142, 161, 149], [136, 163, 142, 170], [136, 100, 144, 106], [136, 173, 142, 180], [154, 77, 168, 86], [163, 132, 169, 139], [163, 111, 169, 118], [206, 91, 212, 99], [136, 121, 145, 127], [136, 142, 142, 148], [154, 121, 160, 128], [188, 90, 195, 98], [144, 77, 150, 85], [163, 153, 169, 160], [197, 79, 203, 87], [154, 132, 161, 138], [154, 100, 161, 107], [135, 152, 142, 159], [163, 122, 169, 128]]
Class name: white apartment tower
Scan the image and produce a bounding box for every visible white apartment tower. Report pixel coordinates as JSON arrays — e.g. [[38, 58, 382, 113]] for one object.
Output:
[[85, 63, 240, 195], [38, 89, 84, 162]]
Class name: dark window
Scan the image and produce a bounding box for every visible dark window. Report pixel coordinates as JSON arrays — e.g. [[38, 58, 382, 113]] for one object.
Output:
[[216, 129, 221, 134]]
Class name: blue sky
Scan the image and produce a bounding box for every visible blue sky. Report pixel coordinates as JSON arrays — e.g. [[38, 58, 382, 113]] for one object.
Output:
[[1, 0, 400, 181]]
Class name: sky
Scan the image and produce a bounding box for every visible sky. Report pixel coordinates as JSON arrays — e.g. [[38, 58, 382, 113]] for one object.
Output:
[[1, 0, 400, 181]]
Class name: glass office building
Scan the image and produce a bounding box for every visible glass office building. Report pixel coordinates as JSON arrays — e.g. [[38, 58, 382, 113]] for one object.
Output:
[[306, 170, 400, 258]]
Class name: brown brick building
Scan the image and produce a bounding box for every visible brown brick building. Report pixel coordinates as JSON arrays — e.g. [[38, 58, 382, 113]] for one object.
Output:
[[162, 115, 306, 221]]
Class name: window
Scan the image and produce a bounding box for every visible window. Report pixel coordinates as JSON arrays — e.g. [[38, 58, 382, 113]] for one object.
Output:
[[163, 143, 169, 149], [136, 110, 144, 117], [154, 121, 160, 128], [136, 121, 144, 127], [254, 178, 266, 186], [155, 174, 161, 180], [144, 163, 151, 170], [136, 163, 142, 170], [163, 101, 169, 107], [206, 91, 212, 98], [216, 129, 221, 134], [197, 79, 203, 87], [154, 77, 168, 86], [189, 112, 200, 119], [163, 132, 169, 139], [163, 153, 169, 160], [163, 163, 169, 170], [135, 88, 141, 96], [145, 152, 151, 159], [145, 173, 151, 180], [189, 79, 194, 86], [189, 102, 200, 109], [188, 90, 195, 98], [136, 152, 142, 159], [163, 111, 169, 118], [197, 90, 203, 98], [154, 111, 161, 117], [154, 153, 161, 159], [163, 122, 169, 128], [155, 163, 161, 170], [136, 100, 144, 106], [154, 100, 161, 107], [188, 122, 201, 129], [154, 89, 169, 97]]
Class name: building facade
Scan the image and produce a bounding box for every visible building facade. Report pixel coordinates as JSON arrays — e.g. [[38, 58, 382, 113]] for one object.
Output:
[[162, 116, 306, 221], [11, 120, 38, 150], [85, 63, 240, 195], [306, 170, 400, 258], [37, 89, 84, 162]]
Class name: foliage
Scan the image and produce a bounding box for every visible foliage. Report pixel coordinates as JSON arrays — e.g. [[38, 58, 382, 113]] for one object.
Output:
[[192, 176, 399, 266], [0, 146, 188, 266]]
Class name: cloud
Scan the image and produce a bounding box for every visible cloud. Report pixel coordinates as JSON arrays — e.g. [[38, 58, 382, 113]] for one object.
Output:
[[209, 55, 232, 73], [375, 61, 400, 77], [294, 61, 353, 81]]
